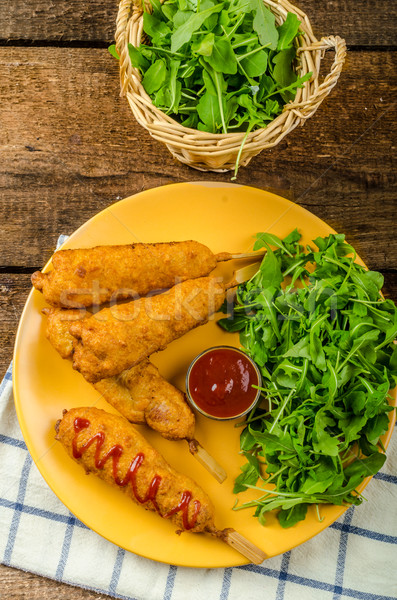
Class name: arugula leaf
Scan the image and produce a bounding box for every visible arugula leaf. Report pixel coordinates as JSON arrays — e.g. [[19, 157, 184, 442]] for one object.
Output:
[[233, 453, 260, 493], [276, 12, 301, 51], [257, 246, 283, 288], [312, 409, 340, 456], [142, 59, 168, 94], [148, 0, 164, 18], [192, 32, 215, 56], [253, 231, 293, 254], [250, 0, 278, 50], [272, 47, 297, 88], [171, 3, 224, 53], [197, 90, 223, 130], [263, 71, 312, 103], [108, 44, 119, 60], [173, 9, 195, 28], [143, 12, 171, 45], [128, 43, 150, 71], [217, 314, 248, 332], [205, 37, 238, 74], [168, 59, 182, 112], [240, 52, 265, 79], [278, 503, 308, 528]]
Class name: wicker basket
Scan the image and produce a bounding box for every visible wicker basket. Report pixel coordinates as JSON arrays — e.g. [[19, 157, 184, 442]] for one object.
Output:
[[115, 0, 347, 172]]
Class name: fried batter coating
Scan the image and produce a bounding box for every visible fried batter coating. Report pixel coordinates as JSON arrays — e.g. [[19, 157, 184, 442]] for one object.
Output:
[[70, 277, 226, 383], [44, 308, 195, 441], [56, 407, 216, 534], [95, 363, 195, 441], [32, 241, 218, 308], [43, 307, 85, 359]]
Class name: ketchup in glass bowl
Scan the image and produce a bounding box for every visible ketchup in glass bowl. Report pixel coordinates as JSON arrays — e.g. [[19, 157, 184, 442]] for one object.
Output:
[[185, 346, 262, 420]]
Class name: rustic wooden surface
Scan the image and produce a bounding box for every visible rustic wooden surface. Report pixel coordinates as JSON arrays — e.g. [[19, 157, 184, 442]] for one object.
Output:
[[1, 0, 396, 596]]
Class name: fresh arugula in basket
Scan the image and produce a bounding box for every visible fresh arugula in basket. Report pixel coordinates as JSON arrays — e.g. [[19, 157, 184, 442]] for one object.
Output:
[[218, 231, 397, 528], [109, 0, 311, 174]]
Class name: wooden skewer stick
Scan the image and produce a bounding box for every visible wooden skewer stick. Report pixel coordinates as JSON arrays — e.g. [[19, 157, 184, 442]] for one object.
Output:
[[224, 262, 262, 291], [226, 530, 267, 564], [214, 529, 267, 564], [215, 250, 266, 262], [188, 439, 227, 483]]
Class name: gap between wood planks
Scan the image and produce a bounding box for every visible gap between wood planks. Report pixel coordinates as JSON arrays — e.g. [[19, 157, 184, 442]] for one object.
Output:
[[0, 39, 396, 51]]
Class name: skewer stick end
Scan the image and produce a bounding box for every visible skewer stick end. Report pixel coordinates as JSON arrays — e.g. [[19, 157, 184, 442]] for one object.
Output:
[[225, 530, 267, 564], [229, 251, 266, 260], [189, 440, 227, 483], [215, 250, 266, 263], [215, 252, 233, 262]]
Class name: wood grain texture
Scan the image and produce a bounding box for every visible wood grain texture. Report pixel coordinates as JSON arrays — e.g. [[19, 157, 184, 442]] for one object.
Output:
[[0, 48, 396, 269], [0, 0, 117, 44], [0, 0, 396, 46], [0, 273, 31, 377], [0, 564, 112, 600]]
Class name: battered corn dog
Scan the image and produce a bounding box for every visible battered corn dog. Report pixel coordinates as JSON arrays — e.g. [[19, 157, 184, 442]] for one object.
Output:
[[32, 241, 220, 308], [70, 276, 226, 383], [55, 407, 267, 563], [95, 363, 195, 441], [56, 407, 215, 533], [44, 308, 195, 440], [44, 307, 83, 359]]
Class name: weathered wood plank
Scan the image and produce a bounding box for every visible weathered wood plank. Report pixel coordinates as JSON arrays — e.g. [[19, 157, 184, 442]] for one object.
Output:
[[297, 0, 397, 47], [0, 0, 117, 44], [0, 273, 32, 377], [0, 273, 32, 323], [0, 0, 396, 46], [0, 47, 395, 270], [0, 564, 110, 600]]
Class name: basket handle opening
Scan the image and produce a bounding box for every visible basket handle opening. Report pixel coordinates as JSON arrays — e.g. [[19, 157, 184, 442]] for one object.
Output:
[[290, 35, 347, 119]]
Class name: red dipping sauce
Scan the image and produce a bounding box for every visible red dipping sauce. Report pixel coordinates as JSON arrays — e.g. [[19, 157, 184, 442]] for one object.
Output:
[[186, 346, 261, 420]]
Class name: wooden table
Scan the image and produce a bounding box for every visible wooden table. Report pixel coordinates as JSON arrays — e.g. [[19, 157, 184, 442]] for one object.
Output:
[[1, 0, 396, 597]]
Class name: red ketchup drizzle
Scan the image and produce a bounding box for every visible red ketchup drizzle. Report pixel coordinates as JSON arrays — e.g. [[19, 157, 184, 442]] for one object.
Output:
[[72, 418, 200, 529], [164, 491, 201, 531], [188, 348, 259, 419]]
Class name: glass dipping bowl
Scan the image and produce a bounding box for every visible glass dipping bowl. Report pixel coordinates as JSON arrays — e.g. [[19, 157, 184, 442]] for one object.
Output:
[[185, 346, 262, 421]]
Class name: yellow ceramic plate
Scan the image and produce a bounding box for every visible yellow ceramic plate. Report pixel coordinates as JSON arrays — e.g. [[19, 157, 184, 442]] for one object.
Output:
[[13, 182, 396, 568]]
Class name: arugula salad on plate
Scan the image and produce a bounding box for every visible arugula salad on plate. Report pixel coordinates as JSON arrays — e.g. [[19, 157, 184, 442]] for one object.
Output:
[[219, 231, 397, 528]]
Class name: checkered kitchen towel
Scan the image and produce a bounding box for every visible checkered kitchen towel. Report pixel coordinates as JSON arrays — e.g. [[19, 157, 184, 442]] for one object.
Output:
[[1, 361, 397, 600]]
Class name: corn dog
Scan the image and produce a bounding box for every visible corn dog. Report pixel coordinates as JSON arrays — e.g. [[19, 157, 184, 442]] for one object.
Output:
[[55, 407, 266, 563], [95, 363, 195, 441], [70, 276, 226, 383], [44, 307, 83, 359], [44, 307, 195, 440], [32, 241, 219, 308], [56, 407, 214, 533]]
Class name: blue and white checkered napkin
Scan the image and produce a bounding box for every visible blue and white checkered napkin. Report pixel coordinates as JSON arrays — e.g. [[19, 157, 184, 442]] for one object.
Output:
[[1, 362, 397, 600]]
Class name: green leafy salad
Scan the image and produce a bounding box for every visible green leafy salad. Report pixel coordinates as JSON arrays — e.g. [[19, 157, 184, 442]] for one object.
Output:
[[109, 0, 311, 135], [218, 230, 397, 528]]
